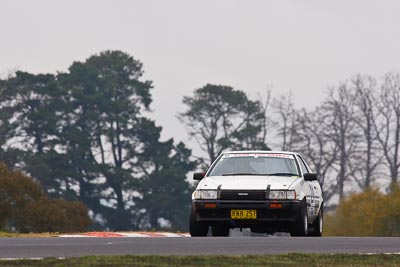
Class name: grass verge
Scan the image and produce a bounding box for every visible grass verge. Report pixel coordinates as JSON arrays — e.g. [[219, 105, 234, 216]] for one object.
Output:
[[0, 232, 58, 238], [0, 254, 400, 267]]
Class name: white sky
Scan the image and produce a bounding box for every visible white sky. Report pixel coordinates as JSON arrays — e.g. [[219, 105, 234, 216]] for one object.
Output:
[[1, 0, 400, 156]]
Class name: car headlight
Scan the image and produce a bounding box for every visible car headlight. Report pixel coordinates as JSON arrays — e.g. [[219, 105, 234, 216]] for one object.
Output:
[[269, 190, 296, 200], [193, 190, 218, 200], [286, 190, 296, 200], [269, 190, 286, 199]]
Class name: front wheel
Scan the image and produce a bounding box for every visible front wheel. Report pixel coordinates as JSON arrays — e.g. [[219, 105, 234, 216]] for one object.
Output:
[[309, 206, 323, 237], [189, 207, 209, 237], [290, 199, 308, 237]]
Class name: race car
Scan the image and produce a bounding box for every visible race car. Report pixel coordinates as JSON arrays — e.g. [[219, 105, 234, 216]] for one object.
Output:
[[189, 151, 323, 237]]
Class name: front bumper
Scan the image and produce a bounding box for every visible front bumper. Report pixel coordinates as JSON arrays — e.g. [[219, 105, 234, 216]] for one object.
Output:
[[192, 200, 302, 226]]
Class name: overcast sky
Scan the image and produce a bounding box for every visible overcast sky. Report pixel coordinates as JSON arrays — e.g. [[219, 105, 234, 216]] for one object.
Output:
[[1, 0, 400, 155]]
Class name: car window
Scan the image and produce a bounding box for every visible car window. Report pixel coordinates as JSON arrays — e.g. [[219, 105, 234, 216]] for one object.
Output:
[[302, 157, 313, 173], [208, 153, 300, 177], [296, 155, 309, 175]]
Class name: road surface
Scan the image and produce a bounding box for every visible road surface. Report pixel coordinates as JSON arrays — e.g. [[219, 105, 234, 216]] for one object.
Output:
[[1, 237, 400, 258]]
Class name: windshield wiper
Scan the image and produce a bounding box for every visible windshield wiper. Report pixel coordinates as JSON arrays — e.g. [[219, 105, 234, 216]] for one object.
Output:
[[265, 173, 299, 177]]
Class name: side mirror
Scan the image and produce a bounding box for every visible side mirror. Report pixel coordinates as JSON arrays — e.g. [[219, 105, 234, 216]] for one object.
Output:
[[193, 172, 205, 181], [304, 173, 317, 181]]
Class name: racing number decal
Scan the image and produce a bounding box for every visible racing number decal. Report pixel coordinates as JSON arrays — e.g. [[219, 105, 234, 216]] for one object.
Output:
[[307, 183, 320, 217], [307, 184, 315, 216]]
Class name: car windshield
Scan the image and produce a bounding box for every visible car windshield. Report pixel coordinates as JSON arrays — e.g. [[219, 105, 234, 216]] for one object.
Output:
[[208, 153, 300, 177]]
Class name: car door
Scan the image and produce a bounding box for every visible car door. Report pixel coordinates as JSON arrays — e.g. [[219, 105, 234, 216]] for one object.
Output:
[[301, 156, 323, 202], [296, 155, 319, 221]]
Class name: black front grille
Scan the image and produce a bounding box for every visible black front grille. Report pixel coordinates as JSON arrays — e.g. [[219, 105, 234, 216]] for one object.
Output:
[[220, 190, 266, 200]]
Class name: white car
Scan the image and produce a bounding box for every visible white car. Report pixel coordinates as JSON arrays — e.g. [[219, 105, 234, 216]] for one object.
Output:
[[189, 151, 323, 237]]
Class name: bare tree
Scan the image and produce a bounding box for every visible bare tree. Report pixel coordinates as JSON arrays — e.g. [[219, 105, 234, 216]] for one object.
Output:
[[322, 84, 359, 200], [373, 72, 400, 185], [257, 89, 272, 150], [296, 108, 339, 203], [272, 92, 299, 151], [350, 75, 381, 189]]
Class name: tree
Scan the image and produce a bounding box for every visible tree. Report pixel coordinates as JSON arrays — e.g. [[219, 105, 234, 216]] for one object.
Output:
[[56, 50, 154, 230], [230, 97, 269, 151], [295, 108, 338, 203], [56, 50, 195, 230], [0, 50, 196, 231], [134, 141, 196, 231], [373, 72, 400, 185], [0, 163, 91, 233], [0, 72, 60, 170], [350, 75, 381, 189], [179, 84, 268, 163], [18, 198, 91, 233], [272, 93, 300, 151], [322, 85, 359, 200]]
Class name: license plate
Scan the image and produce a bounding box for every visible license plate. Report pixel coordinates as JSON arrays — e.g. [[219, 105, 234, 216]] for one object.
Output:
[[230, 209, 257, 219]]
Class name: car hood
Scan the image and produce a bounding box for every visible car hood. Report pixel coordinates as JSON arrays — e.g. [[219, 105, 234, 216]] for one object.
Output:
[[198, 175, 299, 190]]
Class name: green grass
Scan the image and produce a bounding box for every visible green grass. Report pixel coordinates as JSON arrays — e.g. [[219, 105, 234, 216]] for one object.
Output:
[[1, 254, 400, 267]]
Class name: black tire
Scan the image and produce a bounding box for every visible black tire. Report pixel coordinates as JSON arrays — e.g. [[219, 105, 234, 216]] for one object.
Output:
[[189, 206, 209, 237], [309, 206, 323, 237], [290, 199, 308, 237], [211, 224, 230, 237]]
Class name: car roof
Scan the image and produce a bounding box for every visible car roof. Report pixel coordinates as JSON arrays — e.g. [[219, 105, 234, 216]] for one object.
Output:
[[222, 150, 300, 156]]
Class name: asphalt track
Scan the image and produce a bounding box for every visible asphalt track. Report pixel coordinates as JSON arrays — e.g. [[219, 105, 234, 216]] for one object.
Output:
[[1, 237, 400, 258]]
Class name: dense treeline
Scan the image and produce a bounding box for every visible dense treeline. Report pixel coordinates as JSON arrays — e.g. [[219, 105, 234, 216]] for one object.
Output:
[[1, 50, 400, 232], [180, 74, 400, 206], [0, 51, 196, 231], [282, 74, 400, 204]]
